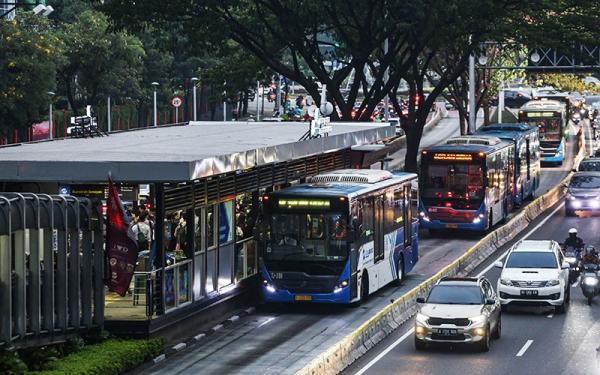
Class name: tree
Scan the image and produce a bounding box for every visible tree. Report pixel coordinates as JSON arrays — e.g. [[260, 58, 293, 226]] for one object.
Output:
[[0, 13, 61, 137], [55, 10, 145, 114]]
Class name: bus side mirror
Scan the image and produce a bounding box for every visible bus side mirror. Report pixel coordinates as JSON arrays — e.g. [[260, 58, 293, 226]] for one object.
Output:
[[349, 218, 359, 241]]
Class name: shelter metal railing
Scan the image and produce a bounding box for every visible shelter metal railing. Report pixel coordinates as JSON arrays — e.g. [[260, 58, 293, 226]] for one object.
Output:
[[0, 193, 104, 350]]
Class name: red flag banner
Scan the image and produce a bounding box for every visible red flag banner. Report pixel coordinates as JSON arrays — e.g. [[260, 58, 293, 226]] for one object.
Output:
[[105, 177, 139, 296]]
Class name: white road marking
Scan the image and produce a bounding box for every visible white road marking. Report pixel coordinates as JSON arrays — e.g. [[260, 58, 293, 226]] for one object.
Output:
[[257, 317, 276, 328], [353, 202, 565, 375], [516, 340, 534, 357], [354, 329, 415, 375], [572, 279, 580, 288], [546, 313, 554, 318]]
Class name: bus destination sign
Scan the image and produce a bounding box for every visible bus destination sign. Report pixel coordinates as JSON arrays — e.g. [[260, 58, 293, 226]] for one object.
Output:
[[525, 112, 555, 118], [432, 153, 473, 161], [278, 199, 331, 209]]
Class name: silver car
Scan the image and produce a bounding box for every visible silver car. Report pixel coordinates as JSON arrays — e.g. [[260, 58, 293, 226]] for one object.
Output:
[[415, 277, 501, 352]]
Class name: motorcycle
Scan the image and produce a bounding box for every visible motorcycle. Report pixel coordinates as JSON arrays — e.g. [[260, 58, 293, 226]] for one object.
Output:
[[580, 263, 600, 305], [561, 244, 583, 284]]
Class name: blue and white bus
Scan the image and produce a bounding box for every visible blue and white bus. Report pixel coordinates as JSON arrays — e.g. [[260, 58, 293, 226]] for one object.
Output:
[[419, 135, 515, 232], [259, 169, 419, 304], [476, 123, 541, 205], [518, 100, 567, 165]]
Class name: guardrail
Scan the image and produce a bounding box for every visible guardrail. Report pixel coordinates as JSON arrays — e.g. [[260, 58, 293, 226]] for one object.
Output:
[[296, 130, 586, 375]]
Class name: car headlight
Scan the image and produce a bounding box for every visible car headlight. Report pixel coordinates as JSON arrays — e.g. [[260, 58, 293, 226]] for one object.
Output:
[[499, 279, 512, 286], [568, 195, 576, 201], [469, 315, 487, 327], [583, 277, 599, 286], [415, 312, 429, 325], [546, 279, 560, 287]]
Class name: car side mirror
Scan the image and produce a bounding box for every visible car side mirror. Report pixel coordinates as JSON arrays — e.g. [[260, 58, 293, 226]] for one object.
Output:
[[561, 261, 571, 269], [485, 298, 496, 305], [494, 261, 503, 268], [416, 297, 426, 304]]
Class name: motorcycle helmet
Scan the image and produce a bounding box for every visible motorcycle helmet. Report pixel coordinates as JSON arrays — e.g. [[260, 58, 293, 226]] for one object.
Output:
[[569, 228, 578, 235]]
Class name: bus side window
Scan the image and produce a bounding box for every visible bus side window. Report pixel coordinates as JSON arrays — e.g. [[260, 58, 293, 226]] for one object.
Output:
[[384, 189, 403, 233]]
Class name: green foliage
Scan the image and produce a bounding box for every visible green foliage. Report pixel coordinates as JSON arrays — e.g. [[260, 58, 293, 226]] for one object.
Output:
[[536, 74, 600, 94], [55, 9, 145, 113], [0, 350, 28, 374], [0, 13, 61, 136], [28, 338, 165, 375]]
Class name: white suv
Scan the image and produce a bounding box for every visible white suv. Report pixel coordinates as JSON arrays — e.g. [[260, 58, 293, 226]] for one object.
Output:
[[495, 240, 570, 313]]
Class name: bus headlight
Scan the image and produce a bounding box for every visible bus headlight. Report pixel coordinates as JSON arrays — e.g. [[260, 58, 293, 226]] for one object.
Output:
[[333, 279, 349, 293], [264, 283, 276, 293]]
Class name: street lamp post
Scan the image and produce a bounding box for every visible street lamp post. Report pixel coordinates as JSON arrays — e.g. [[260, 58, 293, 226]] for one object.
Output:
[[191, 77, 199, 121], [107, 96, 112, 132], [47, 91, 55, 140], [223, 81, 227, 122], [151, 82, 159, 127], [256, 81, 261, 121], [468, 53, 476, 134]]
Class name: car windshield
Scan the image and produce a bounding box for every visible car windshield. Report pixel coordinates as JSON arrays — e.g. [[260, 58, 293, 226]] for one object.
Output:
[[505, 251, 558, 269], [570, 175, 600, 189], [427, 285, 483, 305], [264, 213, 348, 262], [578, 161, 600, 172], [422, 162, 485, 200], [586, 96, 600, 105]]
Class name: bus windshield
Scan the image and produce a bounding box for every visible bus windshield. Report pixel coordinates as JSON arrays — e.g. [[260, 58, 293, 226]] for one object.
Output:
[[264, 213, 348, 263], [524, 117, 562, 142], [422, 162, 485, 201]]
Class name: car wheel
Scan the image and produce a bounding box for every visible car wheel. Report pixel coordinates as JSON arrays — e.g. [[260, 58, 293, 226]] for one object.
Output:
[[414, 336, 426, 351], [500, 304, 508, 313], [477, 326, 491, 352], [565, 208, 576, 217], [393, 255, 404, 286], [588, 296, 593, 306], [492, 316, 501, 339]]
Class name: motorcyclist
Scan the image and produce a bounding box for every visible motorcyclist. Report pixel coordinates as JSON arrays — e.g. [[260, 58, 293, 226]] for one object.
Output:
[[581, 246, 600, 265], [564, 228, 584, 249]]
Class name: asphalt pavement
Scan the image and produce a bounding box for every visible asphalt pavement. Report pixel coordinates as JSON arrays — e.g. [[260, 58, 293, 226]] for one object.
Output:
[[343, 201, 600, 375], [144, 116, 586, 375]]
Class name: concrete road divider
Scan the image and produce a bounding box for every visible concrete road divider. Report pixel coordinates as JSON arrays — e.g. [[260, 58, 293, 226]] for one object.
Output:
[[296, 131, 585, 375]]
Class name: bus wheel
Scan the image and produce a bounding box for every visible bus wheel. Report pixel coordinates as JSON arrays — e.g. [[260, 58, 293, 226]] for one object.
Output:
[[394, 255, 404, 286]]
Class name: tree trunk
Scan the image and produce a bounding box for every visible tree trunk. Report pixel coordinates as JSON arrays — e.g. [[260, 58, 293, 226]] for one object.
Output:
[[459, 115, 467, 135], [483, 97, 490, 125]]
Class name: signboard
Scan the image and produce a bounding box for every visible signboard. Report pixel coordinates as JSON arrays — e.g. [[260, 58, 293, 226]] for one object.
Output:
[[278, 199, 331, 209], [432, 153, 474, 162], [171, 96, 183, 108], [525, 112, 556, 118]]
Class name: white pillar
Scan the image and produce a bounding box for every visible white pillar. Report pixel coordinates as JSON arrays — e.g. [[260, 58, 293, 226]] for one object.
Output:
[[175, 106, 179, 123], [276, 74, 282, 114], [192, 85, 197, 121], [498, 89, 505, 123], [468, 54, 476, 134], [153, 89, 158, 127], [256, 81, 260, 121], [107, 96, 112, 132], [49, 103, 53, 141]]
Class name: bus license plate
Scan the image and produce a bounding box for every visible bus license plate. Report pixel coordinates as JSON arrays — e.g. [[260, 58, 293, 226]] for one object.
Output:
[[439, 329, 457, 336], [445, 224, 458, 229], [520, 290, 538, 296], [295, 295, 312, 301]]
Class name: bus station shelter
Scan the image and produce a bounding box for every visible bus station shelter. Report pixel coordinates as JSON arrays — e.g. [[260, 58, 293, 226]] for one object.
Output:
[[0, 120, 394, 341]]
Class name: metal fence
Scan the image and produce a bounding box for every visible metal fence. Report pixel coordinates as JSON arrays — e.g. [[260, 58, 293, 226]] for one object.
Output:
[[0, 193, 104, 350]]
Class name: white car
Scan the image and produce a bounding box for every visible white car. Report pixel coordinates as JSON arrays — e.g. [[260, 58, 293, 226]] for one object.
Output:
[[495, 240, 570, 313], [414, 277, 501, 352]]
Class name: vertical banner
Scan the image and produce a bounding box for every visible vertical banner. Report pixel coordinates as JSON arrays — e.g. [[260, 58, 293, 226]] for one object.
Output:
[[105, 178, 139, 296]]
